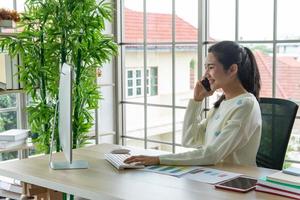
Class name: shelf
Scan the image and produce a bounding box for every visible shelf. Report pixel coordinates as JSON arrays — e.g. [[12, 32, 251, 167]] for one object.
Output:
[[0, 189, 20, 199], [0, 32, 18, 37], [0, 89, 25, 95], [0, 143, 33, 153], [0, 20, 15, 28]]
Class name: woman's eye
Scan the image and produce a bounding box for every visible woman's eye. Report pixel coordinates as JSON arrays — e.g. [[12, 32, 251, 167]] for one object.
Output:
[[205, 64, 214, 70], [205, 63, 215, 69]]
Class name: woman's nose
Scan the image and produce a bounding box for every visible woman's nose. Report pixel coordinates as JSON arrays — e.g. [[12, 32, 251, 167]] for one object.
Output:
[[204, 69, 210, 77]]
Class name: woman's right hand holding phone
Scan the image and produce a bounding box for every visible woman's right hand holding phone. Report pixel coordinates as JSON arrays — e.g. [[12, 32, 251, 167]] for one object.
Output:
[[194, 78, 214, 102]]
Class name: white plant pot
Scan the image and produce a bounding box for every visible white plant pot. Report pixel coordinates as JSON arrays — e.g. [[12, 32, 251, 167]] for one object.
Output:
[[0, 20, 15, 28]]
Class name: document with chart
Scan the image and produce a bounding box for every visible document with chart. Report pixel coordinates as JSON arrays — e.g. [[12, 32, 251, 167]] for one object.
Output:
[[141, 165, 203, 177], [182, 168, 242, 184]]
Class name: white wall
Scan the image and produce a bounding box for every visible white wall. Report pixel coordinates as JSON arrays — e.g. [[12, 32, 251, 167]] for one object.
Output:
[[124, 48, 196, 138]]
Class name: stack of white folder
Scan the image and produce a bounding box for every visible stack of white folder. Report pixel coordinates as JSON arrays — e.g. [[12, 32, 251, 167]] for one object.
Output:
[[0, 129, 29, 149], [0, 129, 29, 198], [0, 175, 22, 194]]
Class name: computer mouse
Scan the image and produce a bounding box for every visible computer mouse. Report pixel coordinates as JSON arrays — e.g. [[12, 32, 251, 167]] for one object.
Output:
[[110, 148, 131, 154]]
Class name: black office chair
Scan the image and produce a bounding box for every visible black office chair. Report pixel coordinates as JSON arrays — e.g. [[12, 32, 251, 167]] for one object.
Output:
[[256, 97, 299, 170]]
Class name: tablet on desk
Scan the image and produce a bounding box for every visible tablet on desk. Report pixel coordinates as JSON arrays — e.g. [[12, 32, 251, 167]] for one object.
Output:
[[215, 176, 257, 193]]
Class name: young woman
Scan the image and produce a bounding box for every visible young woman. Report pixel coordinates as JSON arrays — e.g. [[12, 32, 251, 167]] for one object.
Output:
[[125, 41, 262, 166]]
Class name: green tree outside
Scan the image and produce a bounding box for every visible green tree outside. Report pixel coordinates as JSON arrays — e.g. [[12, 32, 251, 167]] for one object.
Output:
[[0, 93, 17, 131]]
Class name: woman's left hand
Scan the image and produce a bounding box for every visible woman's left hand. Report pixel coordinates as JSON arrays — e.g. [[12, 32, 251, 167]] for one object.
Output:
[[124, 155, 160, 166]]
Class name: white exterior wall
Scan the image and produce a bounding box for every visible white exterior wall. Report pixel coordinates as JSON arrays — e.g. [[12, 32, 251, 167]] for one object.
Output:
[[125, 49, 196, 102], [124, 49, 197, 140]]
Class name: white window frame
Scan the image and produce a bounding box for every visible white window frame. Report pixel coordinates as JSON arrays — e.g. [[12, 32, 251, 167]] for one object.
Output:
[[125, 67, 158, 98]]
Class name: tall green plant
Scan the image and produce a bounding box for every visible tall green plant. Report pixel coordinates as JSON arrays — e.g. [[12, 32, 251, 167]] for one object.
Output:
[[1, 0, 117, 153]]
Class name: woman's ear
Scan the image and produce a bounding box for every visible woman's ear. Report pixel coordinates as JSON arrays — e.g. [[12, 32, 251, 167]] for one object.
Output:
[[228, 64, 238, 77]]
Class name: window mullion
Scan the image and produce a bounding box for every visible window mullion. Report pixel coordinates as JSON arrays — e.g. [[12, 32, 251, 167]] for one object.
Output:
[[272, 0, 278, 98], [171, 0, 176, 153], [235, 0, 239, 41], [143, 0, 148, 149]]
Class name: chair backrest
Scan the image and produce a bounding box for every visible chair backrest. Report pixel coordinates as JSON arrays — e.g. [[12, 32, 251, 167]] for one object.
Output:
[[256, 97, 299, 170]]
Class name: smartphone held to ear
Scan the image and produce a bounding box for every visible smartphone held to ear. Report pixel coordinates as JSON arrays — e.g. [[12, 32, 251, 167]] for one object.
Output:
[[201, 78, 211, 91]]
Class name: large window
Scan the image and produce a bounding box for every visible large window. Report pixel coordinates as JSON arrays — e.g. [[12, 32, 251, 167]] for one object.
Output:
[[119, 0, 198, 151], [118, 0, 300, 165]]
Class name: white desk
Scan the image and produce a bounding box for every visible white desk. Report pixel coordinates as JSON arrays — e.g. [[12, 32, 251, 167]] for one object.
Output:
[[0, 143, 290, 200]]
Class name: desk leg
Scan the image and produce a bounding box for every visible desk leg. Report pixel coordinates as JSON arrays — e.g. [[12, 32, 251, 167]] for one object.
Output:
[[18, 148, 29, 160], [47, 189, 63, 199], [21, 182, 63, 200], [20, 182, 32, 200]]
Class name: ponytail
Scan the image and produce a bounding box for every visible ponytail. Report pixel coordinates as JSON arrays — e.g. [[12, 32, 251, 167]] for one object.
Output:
[[242, 47, 261, 100]]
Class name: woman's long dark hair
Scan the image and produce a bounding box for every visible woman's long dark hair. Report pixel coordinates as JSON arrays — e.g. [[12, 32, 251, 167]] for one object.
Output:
[[208, 41, 261, 108]]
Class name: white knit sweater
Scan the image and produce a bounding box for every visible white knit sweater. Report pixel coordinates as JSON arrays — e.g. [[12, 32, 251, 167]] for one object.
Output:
[[159, 93, 262, 166]]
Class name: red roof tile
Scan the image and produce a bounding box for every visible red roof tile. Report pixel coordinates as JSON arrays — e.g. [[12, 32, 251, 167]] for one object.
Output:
[[255, 51, 300, 100], [254, 51, 274, 97], [124, 8, 198, 43], [277, 56, 300, 100]]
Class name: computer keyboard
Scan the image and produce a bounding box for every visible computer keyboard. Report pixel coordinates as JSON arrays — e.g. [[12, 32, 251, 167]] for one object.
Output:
[[105, 153, 145, 170]]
